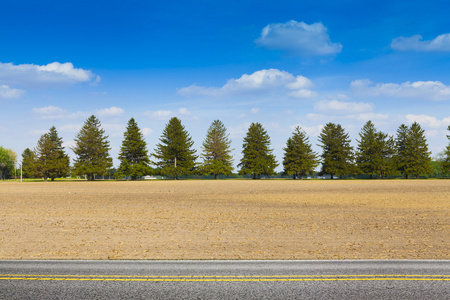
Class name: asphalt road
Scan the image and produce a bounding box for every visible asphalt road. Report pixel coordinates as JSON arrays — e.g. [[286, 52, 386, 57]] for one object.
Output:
[[0, 260, 449, 299]]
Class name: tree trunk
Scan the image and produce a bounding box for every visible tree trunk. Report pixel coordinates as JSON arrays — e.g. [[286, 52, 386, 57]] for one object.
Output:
[[215, 174, 219, 179], [293, 174, 296, 180], [252, 174, 256, 180], [330, 174, 334, 179]]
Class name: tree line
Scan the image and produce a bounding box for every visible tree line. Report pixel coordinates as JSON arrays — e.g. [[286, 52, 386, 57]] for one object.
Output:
[[4, 115, 450, 180]]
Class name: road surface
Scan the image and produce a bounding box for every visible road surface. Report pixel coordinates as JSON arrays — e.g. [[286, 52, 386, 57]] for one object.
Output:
[[1, 260, 449, 299]]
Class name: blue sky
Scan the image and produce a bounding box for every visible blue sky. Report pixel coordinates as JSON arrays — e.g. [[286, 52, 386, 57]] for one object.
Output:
[[1, 0, 450, 171]]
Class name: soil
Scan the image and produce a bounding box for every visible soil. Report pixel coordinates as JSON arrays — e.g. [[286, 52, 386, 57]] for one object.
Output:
[[0, 180, 449, 259]]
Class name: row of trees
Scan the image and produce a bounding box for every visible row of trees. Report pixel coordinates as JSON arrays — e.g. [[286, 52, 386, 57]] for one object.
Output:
[[14, 115, 450, 180]]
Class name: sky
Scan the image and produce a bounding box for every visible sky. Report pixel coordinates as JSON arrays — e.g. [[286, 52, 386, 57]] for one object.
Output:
[[1, 0, 450, 171]]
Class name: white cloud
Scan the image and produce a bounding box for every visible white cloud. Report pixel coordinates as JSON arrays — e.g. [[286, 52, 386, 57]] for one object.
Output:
[[178, 108, 192, 116], [59, 124, 82, 133], [178, 69, 316, 98], [391, 33, 450, 52], [33, 105, 67, 115], [0, 85, 25, 99], [32, 106, 68, 120], [141, 128, 153, 136], [62, 140, 76, 149], [143, 108, 196, 120], [250, 108, 260, 114], [32, 106, 87, 120], [97, 107, 124, 117], [351, 79, 450, 101], [103, 123, 124, 137], [143, 110, 173, 120], [315, 99, 374, 114], [28, 129, 48, 137], [405, 114, 450, 128], [290, 124, 324, 137], [0, 61, 97, 87], [288, 89, 318, 98], [255, 20, 342, 56], [228, 122, 251, 138], [356, 113, 390, 122]]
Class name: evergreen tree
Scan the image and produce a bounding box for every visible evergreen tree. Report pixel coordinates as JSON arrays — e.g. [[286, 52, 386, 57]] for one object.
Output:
[[442, 125, 450, 174], [356, 121, 395, 178], [404, 122, 432, 178], [34, 126, 70, 181], [21, 148, 37, 178], [153, 117, 197, 180], [117, 118, 151, 180], [72, 115, 113, 181], [395, 122, 432, 178], [283, 126, 318, 179], [317, 123, 354, 179], [238, 122, 278, 179], [395, 124, 410, 178], [201, 120, 234, 179]]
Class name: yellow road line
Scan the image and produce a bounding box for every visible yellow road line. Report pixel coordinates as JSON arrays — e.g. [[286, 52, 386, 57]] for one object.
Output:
[[1, 274, 449, 278], [0, 275, 449, 282]]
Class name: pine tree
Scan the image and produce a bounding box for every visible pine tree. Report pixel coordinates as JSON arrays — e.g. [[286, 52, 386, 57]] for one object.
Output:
[[238, 122, 278, 179], [356, 121, 395, 178], [395, 124, 410, 178], [117, 118, 151, 180], [395, 122, 432, 179], [317, 123, 354, 179], [153, 117, 197, 180], [21, 148, 37, 178], [34, 126, 70, 181], [404, 122, 432, 178], [72, 115, 113, 181], [443, 125, 450, 174], [201, 120, 234, 179], [283, 126, 318, 179]]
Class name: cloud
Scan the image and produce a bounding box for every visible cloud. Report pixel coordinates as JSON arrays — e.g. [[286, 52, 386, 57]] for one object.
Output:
[[255, 20, 342, 56], [178, 107, 192, 116], [33, 105, 67, 115], [391, 34, 450, 52], [32, 106, 88, 120], [356, 113, 390, 122], [0, 61, 97, 87], [228, 122, 251, 138], [97, 106, 124, 117], [32, 106, 68, 120], [178, 69, 316, 98], [405, 114, 450, 128], [0, 85, 25, 99], [102, 123, 125, 137], [315, 99, 374, 114], [141, 128, 153, 136], [290, 124, 324, 137], [250, 108, 260, 114], [351, 79, 450, 101], [59, 124, 82, 133], [143, 108, 195, 120], [143, 110, 173, 120]]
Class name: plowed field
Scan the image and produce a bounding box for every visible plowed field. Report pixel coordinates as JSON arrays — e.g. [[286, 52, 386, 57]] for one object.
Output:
[[1, 180, 449, 259]]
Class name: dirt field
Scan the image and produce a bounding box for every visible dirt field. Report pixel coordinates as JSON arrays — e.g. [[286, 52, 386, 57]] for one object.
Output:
[[0, 180, 449, 260]]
